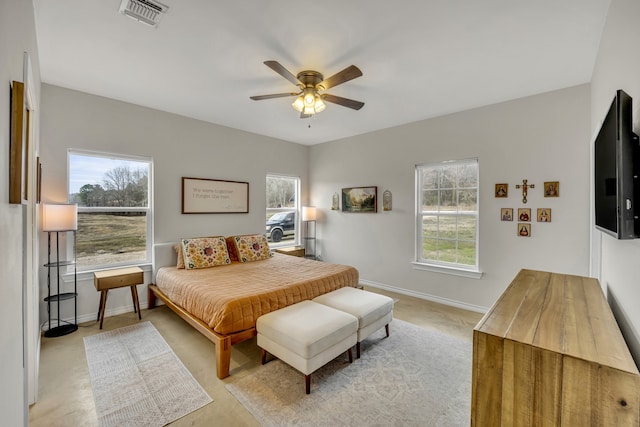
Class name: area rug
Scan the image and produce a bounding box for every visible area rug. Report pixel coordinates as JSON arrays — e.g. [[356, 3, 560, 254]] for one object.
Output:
[[225, 319, 471, 427], [84, 321, 212, 427]]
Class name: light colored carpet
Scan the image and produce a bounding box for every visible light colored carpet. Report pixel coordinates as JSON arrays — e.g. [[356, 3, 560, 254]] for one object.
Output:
[[226, 319, 471, 427], [83, 321, 213, 427]]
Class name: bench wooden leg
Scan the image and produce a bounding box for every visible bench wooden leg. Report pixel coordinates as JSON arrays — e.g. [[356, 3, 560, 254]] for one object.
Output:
[[348, 348, 353, 363], [261, 348, 268, 365], [385, 323, 390, 337], [356, 342, 361, 359], [305, 374, 311, 394]]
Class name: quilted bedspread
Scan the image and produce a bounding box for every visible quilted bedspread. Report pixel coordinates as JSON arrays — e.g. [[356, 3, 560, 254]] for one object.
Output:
[[155, 253, 359, 335]]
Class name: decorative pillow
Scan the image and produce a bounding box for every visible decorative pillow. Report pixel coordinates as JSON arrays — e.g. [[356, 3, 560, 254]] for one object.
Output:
[[180, 236, 231, 269], [174, 243, 185, 269], [225, 236, 239, 262], [232, 234, 272, 263]]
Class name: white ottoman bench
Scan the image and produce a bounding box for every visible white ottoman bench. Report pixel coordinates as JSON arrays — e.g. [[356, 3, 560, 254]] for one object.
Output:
[[256, 300, 358, 394], [313, 287, 394, 358]]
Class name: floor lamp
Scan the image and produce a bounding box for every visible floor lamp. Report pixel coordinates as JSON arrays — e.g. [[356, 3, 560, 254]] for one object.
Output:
[[43, 203, 79, 337], [302, 206, 316, 260]]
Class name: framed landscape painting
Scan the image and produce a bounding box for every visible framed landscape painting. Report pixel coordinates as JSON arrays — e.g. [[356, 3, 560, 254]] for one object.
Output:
[[342, 186, 377, 213]]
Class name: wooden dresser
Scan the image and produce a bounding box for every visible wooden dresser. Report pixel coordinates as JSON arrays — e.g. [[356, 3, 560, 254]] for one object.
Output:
[[471, 269, 640, 426]]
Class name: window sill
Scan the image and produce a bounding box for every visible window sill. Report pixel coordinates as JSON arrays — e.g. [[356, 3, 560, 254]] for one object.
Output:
[[61, 262, 152, 283], [411, 262, 483, 279]]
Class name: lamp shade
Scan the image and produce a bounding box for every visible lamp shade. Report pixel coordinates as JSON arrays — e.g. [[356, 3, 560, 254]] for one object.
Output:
[[43, 204, 78, 231], [302, 206, 317, 222]]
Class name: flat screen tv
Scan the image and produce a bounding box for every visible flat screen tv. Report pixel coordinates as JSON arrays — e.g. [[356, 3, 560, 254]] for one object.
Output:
[[594, 89, 640, 239]]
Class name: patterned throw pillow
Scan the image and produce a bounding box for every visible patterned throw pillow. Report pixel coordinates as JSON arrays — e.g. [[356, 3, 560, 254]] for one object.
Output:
[[232, 234, 272, 263], [174, 244, 185, 269], [181, 236, 231, 269]]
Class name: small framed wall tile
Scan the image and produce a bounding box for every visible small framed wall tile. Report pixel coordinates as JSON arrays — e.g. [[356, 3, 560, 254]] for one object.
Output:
[[501, 208, 513, 221], [331, 192, 339, 210], [518, 223, 531, 237], [537, 208, 551, 222], [495, 183, 508, 198], [544, 181, 559, 197], [518, 208, 531, 222], [383, 189, 392, 211]]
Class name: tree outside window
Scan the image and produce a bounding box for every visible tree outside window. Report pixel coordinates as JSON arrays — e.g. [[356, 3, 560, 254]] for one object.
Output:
[[68, 150, 152, 269]]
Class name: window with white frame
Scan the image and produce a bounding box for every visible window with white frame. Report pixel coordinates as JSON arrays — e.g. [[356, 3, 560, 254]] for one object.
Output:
[[415, 159, 479, 275], [68, 150, 152, 270], [265, 174, 300, 246]]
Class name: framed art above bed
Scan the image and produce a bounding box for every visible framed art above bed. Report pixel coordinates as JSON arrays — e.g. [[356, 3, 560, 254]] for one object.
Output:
[[182, 177, 249, 214]]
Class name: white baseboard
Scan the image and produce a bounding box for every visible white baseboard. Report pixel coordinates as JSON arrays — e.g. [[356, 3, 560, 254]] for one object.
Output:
[[42, 298, 153, 330], [359, 279, 488, 314]]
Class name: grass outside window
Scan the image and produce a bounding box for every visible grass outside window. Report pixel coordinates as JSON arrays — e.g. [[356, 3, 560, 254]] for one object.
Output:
[[416, 159, 479, 272]]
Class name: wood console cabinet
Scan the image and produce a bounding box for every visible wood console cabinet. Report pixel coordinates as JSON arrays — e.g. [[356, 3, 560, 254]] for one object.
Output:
[[472, 269, 640, 426]]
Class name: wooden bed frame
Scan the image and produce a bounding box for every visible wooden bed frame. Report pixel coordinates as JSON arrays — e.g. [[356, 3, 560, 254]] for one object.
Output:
[[148, 284, 254, 379], [149, 242, 259, 379], [148, 242, 358, 379]]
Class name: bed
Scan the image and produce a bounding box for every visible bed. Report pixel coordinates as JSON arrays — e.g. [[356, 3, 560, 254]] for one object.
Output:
[[148, 239, 359, 379]]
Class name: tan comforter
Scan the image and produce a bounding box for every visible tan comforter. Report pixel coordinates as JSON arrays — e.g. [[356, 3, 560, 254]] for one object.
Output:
[[155, 253, 359, 334]]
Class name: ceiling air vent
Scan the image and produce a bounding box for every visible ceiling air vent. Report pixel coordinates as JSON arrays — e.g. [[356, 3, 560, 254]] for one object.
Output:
[[119, 0, 169, 27]]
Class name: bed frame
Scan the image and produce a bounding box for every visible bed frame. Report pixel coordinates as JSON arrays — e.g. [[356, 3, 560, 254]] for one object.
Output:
[[148, 243, 256, 379], [148, 283, 255, 379]]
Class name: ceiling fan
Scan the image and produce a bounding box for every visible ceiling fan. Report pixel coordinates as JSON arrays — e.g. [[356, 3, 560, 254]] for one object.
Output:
[[250, 61, 364, 118]]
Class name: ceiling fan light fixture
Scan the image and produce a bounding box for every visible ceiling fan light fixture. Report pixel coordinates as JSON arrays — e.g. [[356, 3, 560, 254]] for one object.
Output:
[[292, 96, 305, 112], [253, 61, 364, 118], [303, 89, 316, 106], [314, 96, 326, 113], [294, 94, 326, 115]]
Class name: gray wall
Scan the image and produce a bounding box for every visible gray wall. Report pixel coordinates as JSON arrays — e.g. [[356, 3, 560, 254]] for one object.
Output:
[[310, 85, 592, 310], [591, 0, 640, 364], [39, 84, 309, 323], [0, 0, 41, 424], [40, 83, 593, 321]]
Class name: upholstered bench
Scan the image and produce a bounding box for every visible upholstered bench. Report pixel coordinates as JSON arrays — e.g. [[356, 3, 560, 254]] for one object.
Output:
[[313, 287, 394, 358], [256, 300, 358, 394]]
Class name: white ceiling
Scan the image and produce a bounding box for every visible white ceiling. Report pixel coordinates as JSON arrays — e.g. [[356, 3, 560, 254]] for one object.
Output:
[[33, 0, 611, 145]]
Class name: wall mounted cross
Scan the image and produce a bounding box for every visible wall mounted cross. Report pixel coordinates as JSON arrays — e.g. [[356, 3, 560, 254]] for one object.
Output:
[[515, 179, 535, 204]]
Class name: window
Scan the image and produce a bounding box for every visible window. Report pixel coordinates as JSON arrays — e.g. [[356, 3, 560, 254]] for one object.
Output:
[[265, 175, 300, 246], [415, 159, 480, 277], [68, 150, 152, 270]]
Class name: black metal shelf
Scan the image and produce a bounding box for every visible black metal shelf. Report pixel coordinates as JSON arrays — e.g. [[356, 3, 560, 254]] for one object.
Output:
[[44, 323, 78, 338], [44, 260, 75, 268], [44, 292, 78, 302], [45, 230, 77, 338]]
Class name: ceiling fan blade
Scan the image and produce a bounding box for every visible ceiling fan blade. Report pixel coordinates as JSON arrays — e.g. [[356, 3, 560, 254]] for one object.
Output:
[[321, 94, 365, 110], [264, 61, 303, 87], [317, 65, 362, 91], [250, 92, 299, 101]]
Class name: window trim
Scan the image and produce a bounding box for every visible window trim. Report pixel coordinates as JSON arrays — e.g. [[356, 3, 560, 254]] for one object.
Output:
[[414, 158, 482, 278], [266, 173, 301, 248], [67, 148, 153, 272]]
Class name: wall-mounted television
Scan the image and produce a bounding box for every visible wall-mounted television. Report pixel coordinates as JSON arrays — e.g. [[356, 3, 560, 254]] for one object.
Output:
[[594, 89, 640, 239]]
